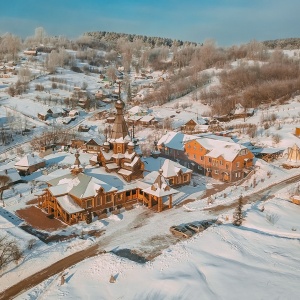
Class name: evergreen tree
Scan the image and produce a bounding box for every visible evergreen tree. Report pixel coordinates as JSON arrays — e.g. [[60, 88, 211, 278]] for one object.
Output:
[[233, 195, 244, 226]]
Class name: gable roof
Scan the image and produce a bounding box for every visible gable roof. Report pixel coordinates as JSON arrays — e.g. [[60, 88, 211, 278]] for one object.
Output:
[[158, 131, 197, 151], [15, 154, 45, 167], [161, 159, 192, 178], [193, 138, 249, 162], [0, 168, 21, 183], [142, 171, 178, 197], [47, 173, 117, 199]]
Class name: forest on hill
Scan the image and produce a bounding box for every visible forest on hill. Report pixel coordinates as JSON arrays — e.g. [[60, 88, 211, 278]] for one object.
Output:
[[1, 27, 300, 118]]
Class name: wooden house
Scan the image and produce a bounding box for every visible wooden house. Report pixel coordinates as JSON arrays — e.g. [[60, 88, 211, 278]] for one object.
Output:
[[14, 154, 46, 175], [69, 110, 79, 118], [84, 138, 103, 153], [37, 153, 177, 224], [138, 115, 156, 127], [47, 107, 66, 118], [159, 159, 192, 186], [185, 137, 254, 182], [181, 118, 208, 134], [38, 111, 49, 121], [24, 49, 38, 56], [290, 195, 300, 205], [71, 137, 90, 149], [230, 103, 254, 119]]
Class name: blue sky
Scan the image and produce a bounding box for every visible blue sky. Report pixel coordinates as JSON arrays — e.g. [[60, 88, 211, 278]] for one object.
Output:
[[1, 0, 299, 46]]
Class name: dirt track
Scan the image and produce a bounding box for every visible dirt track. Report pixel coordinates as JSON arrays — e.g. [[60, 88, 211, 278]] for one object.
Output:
[[0, 244, 103, 300]]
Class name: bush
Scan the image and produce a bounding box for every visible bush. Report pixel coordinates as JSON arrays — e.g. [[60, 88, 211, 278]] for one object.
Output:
[[70, 66, 82, 73], [272, 133, 281, 144]]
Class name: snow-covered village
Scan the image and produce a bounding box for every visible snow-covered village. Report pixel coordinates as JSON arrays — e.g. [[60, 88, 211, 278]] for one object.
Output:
[[1, 2, 300, 300]]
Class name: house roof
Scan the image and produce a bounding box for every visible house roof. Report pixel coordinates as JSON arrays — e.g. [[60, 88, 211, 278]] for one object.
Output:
[[56, 195, 85, 214], [48, 107, 65, 114], [15, 154, 45, 167], [0, 168, 21, 183], [139, 115, 155, 122], [142, 171, 178, 197], [161, 159, 192, 178], [86, 138, 103, 146], [158, 132, 197, 151], [127, 106, 148, 115], [47, 173, 117, 199], [192, 138, 249, 162]]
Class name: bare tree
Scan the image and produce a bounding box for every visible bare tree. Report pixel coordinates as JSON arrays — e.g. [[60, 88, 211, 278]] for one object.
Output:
[[18, 67, 31, 83], [106, 66, 117, 83], [34, 27, 47, 44], [0, 175, 11, 203], [0, 234, 22, 268]]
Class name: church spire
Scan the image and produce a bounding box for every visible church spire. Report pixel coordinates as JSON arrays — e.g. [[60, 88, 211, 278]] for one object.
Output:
[[110, 99, 130, 141]]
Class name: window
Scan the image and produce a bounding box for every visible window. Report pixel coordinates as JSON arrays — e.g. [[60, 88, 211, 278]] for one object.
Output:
[[169, 179, 174, 185], [183, 174, 188, 181], [201, 156, 204, 160], [220, 160, 223, 165], [226, 164, 229, 169], [126, 191, 131, 197], [86, 199, 92, 208], [215, 170, 219, 174], [106, 194, 112, 203], [194, 154, 196, 159], [240, 149, 247, 155], [208, 158, 212, 163], [94, 146, 97, 150], [236, 162, 240, 168], [132, 189, 137, 195], [96, 196, 101, 206]]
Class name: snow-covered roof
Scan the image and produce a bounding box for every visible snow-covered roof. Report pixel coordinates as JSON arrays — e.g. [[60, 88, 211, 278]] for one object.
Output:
[[109, 135, 131, 144], [86, 138, 103, 145], [105, 163, 119, 170], [101, 149, 114, 161], [90, 154, 98, 162], [48, 107, 65, 114], [127, 115, 142, 122], [118, 169, 133, 176], [124, 151, 136, 160], [158, 132, 197, 151], [127, 106, 148, 115], [195, 138, 248, 161], [142, 171, 178, 197], [48, 173, 117, 199], [56, 195, 85, 214], [15, 154, 45, 167], [0, 168, 21, 183], [124, 156, 139, 168], [139, 115, 155, 122], [161, 159, 192, 178]]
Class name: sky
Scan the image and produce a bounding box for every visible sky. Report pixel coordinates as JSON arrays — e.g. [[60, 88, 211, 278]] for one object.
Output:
[[0, 0, 300, 46]]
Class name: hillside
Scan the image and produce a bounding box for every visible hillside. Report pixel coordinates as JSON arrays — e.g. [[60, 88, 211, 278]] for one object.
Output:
[[262, 37, 300, 49], [84, 31, 197, 47]]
